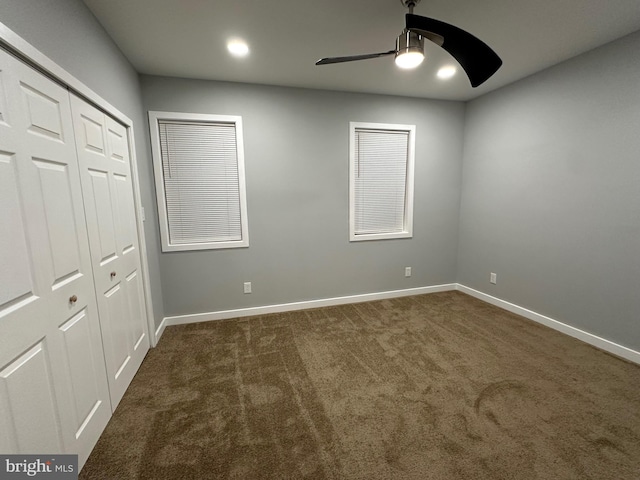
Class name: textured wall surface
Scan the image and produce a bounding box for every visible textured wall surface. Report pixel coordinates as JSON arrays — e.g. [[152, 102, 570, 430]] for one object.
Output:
[[458, 31, 640, 351], [141, 76, 465, 316]]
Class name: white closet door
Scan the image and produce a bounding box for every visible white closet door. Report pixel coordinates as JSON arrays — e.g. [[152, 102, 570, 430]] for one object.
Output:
[[70, 95, 150, 409], [0, 50, 111, 466]]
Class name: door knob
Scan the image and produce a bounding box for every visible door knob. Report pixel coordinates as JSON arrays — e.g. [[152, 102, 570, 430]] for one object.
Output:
[[69, 295, 78, 304], [110, 271, 117, 279]]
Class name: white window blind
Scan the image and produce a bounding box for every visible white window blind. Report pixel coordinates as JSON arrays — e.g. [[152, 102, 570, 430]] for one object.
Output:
[[349, 122, 415, 241], [149, 112, 249, 252]]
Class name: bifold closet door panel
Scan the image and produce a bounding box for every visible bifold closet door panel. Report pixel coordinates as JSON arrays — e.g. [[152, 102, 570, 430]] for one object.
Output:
[[70, 95, 150, 410], [0, 49, 111, 466]]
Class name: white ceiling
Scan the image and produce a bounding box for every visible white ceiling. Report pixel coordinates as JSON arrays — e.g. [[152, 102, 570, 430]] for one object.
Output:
[[82, 0, 640, 101]]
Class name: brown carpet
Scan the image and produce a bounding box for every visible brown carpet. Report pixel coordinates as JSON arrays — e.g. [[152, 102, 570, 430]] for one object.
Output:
[[80, 291, 640, 479]]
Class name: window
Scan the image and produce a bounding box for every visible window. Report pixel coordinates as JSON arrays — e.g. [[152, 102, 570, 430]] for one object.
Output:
[[148, 111, 249, 252], [349, 122, 415, 241]]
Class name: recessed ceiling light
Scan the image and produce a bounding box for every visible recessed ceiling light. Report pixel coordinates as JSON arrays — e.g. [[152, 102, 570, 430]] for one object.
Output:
[[437, 65, 457, 79], [227, 39, 249, 57]]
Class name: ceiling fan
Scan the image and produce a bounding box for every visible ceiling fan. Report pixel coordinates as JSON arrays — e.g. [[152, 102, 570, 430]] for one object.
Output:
[[316, 0, 502, 87]]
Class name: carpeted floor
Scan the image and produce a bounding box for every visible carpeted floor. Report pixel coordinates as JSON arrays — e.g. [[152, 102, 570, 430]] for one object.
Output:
[[80, 291, 640, 479]]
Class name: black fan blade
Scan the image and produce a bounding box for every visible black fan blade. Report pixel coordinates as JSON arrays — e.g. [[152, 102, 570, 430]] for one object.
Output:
[[316, 50, 395, 65], [406, 14, 502, 87]]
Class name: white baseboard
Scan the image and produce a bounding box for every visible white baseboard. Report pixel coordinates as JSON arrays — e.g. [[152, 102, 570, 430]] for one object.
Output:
[[154, 317, 168, 344], [154, 282, 640, 367], [155, 283, 457, 342], [456, 284, 640, 365]]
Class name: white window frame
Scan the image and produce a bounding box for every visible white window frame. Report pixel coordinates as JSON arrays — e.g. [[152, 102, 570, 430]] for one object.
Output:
[[148, 111, 249, 252], [349, 122, 416, 242]]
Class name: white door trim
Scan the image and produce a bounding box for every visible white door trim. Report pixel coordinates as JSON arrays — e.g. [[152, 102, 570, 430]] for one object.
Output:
[[0, 21, 157, 346]]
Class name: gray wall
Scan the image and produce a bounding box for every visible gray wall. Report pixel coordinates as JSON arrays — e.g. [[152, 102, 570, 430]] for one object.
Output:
[[141, 76, 465, 317], [458, 31, 640, 351], [0, 0, 165, 327]]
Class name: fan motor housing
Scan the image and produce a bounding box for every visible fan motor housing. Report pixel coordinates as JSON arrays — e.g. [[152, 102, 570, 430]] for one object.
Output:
[[396, 29, 424, 55]]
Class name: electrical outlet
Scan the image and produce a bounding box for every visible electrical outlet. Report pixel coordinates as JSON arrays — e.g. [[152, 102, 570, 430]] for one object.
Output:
[[490, 273, 497, 285], [243, 282, 252, 294], [405, 267, 412, 277]]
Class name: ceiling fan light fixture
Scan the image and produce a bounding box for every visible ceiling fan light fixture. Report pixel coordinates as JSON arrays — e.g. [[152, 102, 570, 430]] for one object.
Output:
[[395, 30, 424, 69], [315, 0, 502, 87], [395, 50, 424, 69]]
